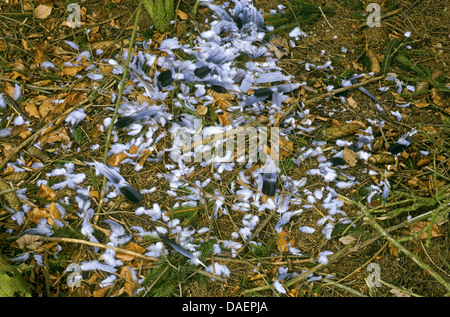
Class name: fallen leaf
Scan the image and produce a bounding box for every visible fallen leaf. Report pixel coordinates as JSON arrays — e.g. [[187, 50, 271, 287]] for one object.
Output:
[[406, 221, 441, 240], [390, 289, 411, 297], [430, 88, 444, 106], [343, 147, 358, 167], [318, 123, 361, 141], [107, 152, 129, 166], [279, 137, 294, 158], [177, 10, 189, 20], [24, 101, 41, 119], [346, 96, 358, 109], [412, 101, 429, 108], [218, 112, 231, 126], [138, 148, 152, 166], [93, 285, 111, 297], [123, 275, 137, 296], [366, 49, 380, 74], [116, 242, 146, 262]]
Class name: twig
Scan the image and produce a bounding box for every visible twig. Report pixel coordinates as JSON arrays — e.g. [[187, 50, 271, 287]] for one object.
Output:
[[17, 234, 158, 262]]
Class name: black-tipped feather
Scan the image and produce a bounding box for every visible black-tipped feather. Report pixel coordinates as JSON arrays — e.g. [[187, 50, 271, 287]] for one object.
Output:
[[159, 234, 206, 268]]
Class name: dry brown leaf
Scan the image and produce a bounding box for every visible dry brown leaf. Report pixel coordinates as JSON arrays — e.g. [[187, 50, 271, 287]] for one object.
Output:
[[38, 184, 58, 201], [346, 96, 358, 109], [61, 66, 84, 77], [138, 148, 152, 166], [366, 49, 380, 74], [93, 285, 111, 297], [218, 112, 231, 126], [4, 82, 17, 99], [24, 101, 41, 119], [107, 152, 129, 167], [196, 104, 208, 116], [412, 100, 429, 108], [279, 137, 293, 158], [319, 123, 361, 141], [89, 189, 100, 200], [177, 10, 189, 20], [343, 147, 358, 167], [389, 242, 400, 256], [277, 230, 294, 253], [35, 4, 53, 19], [40, 126, 71, 146], [15, 235, 43, 251], [116, 242, 146, 262], [38, 101, 54, 119], [405, 221, 441, 240]]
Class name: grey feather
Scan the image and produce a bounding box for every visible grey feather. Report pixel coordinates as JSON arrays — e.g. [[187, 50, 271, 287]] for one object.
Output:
[[159, 234, 206, 268]]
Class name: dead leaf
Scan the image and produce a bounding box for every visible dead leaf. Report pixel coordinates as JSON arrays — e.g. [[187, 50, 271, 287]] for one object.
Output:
[[389, 242, 400, 256], [368, 153, 396, 165], [196, 104, 208, 116], [412, 100, 429, 108], [107, 152, 129, 167], [346, 96, 358, 109], [406, 221, 441, 240], [138, 148, 152, 166], [390, 289, 411, 297], [35, 4, 53, 19], [38, 184, 58, 201], [16, 235, 43, 251], [339, 235, 356, 245], [116, 242, 146, 262], [430, 88, 444, 106], [343, 148, 358, 167], [218, 112, 231, 126], [277, 230, 294, 253], [279, 137, 293, 158], [38, 101, 53, 119], [93, 285, 111, 297], [177, 10, 189, 20], [318, 123, 361, 141]]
